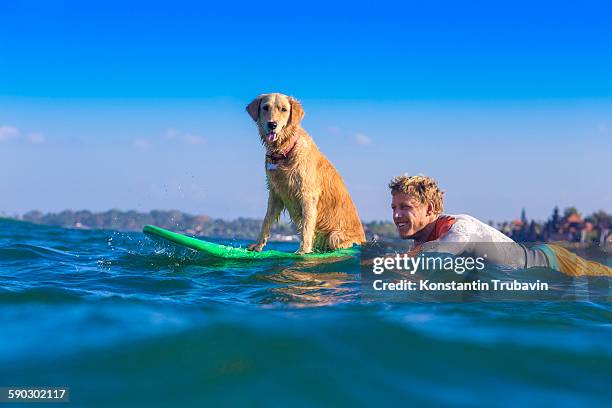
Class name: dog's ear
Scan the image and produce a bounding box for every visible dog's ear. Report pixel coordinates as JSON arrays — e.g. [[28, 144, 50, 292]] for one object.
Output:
[[289, 97, 304, 126], [246, 96, 261, 122]]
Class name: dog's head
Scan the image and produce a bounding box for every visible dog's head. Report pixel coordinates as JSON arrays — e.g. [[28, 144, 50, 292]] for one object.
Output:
[[246, 93, 304, 146]]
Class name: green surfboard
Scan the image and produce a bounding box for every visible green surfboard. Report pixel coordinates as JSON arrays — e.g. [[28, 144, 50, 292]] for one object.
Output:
[[143, 225, 359, 260]]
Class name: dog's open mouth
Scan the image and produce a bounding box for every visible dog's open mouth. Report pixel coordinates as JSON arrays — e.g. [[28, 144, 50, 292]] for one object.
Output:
[[267, 132, 277, 142]]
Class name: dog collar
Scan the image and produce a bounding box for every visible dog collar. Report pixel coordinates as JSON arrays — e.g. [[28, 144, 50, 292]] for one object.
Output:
[[266, 136, 298, 164]]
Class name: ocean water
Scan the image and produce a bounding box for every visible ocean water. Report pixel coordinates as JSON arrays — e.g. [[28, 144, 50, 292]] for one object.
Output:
[[0, 218, 610, 407]]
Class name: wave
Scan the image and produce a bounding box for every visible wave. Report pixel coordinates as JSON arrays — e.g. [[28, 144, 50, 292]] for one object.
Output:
[[0, 303, 610, 407]]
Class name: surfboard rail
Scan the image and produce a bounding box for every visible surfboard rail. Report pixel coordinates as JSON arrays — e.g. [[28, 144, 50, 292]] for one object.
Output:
[[142, 225, 359, 260]]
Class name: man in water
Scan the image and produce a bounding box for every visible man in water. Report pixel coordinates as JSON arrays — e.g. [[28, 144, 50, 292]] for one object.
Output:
[[389, 174, 611, 276]]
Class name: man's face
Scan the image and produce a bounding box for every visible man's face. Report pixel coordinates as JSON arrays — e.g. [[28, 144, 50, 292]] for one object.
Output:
[[391, 193, 432, 239]]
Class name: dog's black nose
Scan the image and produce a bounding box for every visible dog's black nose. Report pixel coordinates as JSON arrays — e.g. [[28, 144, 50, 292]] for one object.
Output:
[[268, 122, 277, 130]]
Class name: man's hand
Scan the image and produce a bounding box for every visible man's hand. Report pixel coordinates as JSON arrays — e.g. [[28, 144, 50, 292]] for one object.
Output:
[[247, 242, 265, 252]]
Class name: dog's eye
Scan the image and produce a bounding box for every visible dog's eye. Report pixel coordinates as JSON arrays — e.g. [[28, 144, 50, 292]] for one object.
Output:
[[281, 107, 288, 112], [262, 105, 269, 111]]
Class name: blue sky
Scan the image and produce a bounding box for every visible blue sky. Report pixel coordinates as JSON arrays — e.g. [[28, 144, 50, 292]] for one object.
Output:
[[1, 0, 611, 222]]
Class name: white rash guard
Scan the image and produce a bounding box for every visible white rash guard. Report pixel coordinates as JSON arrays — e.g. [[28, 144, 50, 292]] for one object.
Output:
[[420, 214, 551, 269]]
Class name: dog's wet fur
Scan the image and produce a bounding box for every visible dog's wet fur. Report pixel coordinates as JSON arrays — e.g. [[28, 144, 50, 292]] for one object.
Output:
[[246, 93, 365, 254]]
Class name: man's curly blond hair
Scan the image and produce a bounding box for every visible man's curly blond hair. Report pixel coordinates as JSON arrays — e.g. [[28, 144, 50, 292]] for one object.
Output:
[[388, 174, 444, 215]]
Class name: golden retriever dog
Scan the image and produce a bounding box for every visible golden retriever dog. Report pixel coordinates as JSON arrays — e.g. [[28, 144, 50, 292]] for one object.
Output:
[[246, 93, 365, 254]]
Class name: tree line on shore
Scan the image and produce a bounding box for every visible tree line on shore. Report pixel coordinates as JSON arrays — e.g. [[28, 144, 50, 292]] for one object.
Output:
[[7, 207, 612, 244]]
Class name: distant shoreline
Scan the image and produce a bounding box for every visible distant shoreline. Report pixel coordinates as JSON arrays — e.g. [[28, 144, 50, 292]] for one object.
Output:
[[2, 207, 610, 244]]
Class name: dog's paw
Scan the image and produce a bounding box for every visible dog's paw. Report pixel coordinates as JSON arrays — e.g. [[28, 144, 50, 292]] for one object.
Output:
[[295, 247, 313, 255], [247, 243, 264, 252]]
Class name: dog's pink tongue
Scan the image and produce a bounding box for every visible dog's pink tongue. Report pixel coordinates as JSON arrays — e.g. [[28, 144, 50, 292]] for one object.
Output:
[[267, 132, 277, 142]]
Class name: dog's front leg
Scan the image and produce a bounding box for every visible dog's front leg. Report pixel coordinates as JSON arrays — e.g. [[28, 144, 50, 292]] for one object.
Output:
[[248, 192, 284, 252], [297, 194, 318, 254]]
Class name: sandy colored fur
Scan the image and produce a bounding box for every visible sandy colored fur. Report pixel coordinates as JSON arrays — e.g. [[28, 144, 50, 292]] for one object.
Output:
[[247, 93, 365, 253]]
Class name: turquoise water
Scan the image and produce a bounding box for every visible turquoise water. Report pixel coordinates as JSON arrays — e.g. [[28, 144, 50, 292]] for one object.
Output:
[[0, 218, 610, 407]]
